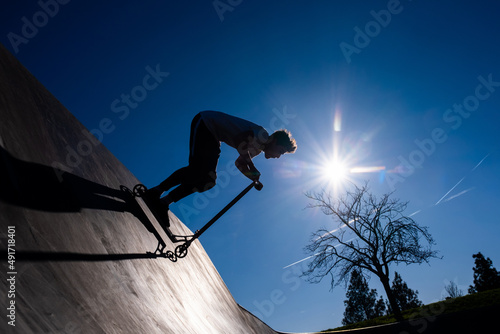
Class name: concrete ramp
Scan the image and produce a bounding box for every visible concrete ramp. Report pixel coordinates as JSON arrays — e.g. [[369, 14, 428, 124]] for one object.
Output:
[[0, 44, 277, 334]]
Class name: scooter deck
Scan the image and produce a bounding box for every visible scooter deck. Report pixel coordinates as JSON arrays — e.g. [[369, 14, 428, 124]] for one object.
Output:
[[121, 185, 167, 254]]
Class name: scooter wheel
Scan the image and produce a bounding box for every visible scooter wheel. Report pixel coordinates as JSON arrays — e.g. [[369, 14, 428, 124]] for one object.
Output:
[[133, 184, 148, 197], [175, 244, 189, 258], [165, 250, 177, 262], [120, 185, 134, 196]]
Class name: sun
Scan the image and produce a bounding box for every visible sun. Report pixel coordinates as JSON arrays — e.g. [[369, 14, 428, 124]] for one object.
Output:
[[322, 159, 349, 185]]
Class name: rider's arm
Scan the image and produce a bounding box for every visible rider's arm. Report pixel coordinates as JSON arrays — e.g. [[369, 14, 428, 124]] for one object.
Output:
[[235, 152, 260, 181]]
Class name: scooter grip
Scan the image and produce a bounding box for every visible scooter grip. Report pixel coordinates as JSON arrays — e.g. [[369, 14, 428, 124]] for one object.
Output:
[[254, 181, 263, 191]]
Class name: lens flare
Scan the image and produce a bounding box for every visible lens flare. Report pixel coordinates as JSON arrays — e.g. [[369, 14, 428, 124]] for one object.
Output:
[[322, 160, 348, 183]]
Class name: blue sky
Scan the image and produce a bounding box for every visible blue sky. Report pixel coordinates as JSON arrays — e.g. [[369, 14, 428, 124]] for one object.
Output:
[[2, 0, 500, 332]]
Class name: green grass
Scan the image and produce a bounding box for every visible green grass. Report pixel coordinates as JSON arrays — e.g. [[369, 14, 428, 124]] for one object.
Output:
[[321, 288, 500, 332]]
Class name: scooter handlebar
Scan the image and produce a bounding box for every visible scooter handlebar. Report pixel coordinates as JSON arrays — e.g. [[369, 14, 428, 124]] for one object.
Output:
[[253, 181, 263, 191]]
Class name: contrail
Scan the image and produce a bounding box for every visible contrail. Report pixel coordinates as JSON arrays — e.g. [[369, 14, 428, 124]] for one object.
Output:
[[472, 153, 490, 171], [435, 177, 465, 205], [319, 218, 356, 236], [435, 153, 490, 206], [283, 238, 356, 269], [283, 254, 318, 269], [409, 210, 421, 217], [443, 187, 475, 203]]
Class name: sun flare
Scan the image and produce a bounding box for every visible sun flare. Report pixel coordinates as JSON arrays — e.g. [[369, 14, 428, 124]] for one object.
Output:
[[322, 160, 349, 184]]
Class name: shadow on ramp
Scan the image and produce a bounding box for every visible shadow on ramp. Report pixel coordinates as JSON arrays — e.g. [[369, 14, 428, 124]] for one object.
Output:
[[0, 145, 172, 256], [11, 250, 175, 262], [0, 145, 132, 213]]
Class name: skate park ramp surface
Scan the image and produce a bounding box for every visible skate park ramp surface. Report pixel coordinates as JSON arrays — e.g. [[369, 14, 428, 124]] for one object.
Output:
[[0, 44, 281, 334]]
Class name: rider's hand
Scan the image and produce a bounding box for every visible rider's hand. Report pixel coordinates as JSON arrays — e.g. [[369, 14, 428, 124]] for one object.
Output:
[[236, 153, 260, 181], [245, 169, 261, 182]]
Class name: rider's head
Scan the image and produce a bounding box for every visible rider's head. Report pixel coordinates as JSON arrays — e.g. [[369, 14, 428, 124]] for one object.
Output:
[[264, 130, 297, 159]]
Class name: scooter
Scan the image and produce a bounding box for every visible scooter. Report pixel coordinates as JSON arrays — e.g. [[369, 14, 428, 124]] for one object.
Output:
[[132, 180, 263, 260]]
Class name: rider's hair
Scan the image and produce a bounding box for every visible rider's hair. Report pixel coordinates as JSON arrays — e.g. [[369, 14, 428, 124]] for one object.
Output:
[[270, 129, 297, 153]]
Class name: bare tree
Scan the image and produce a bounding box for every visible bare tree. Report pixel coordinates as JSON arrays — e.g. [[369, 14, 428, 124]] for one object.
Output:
[[444, 281, 464, 299], [303, 183, 439, 321]]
